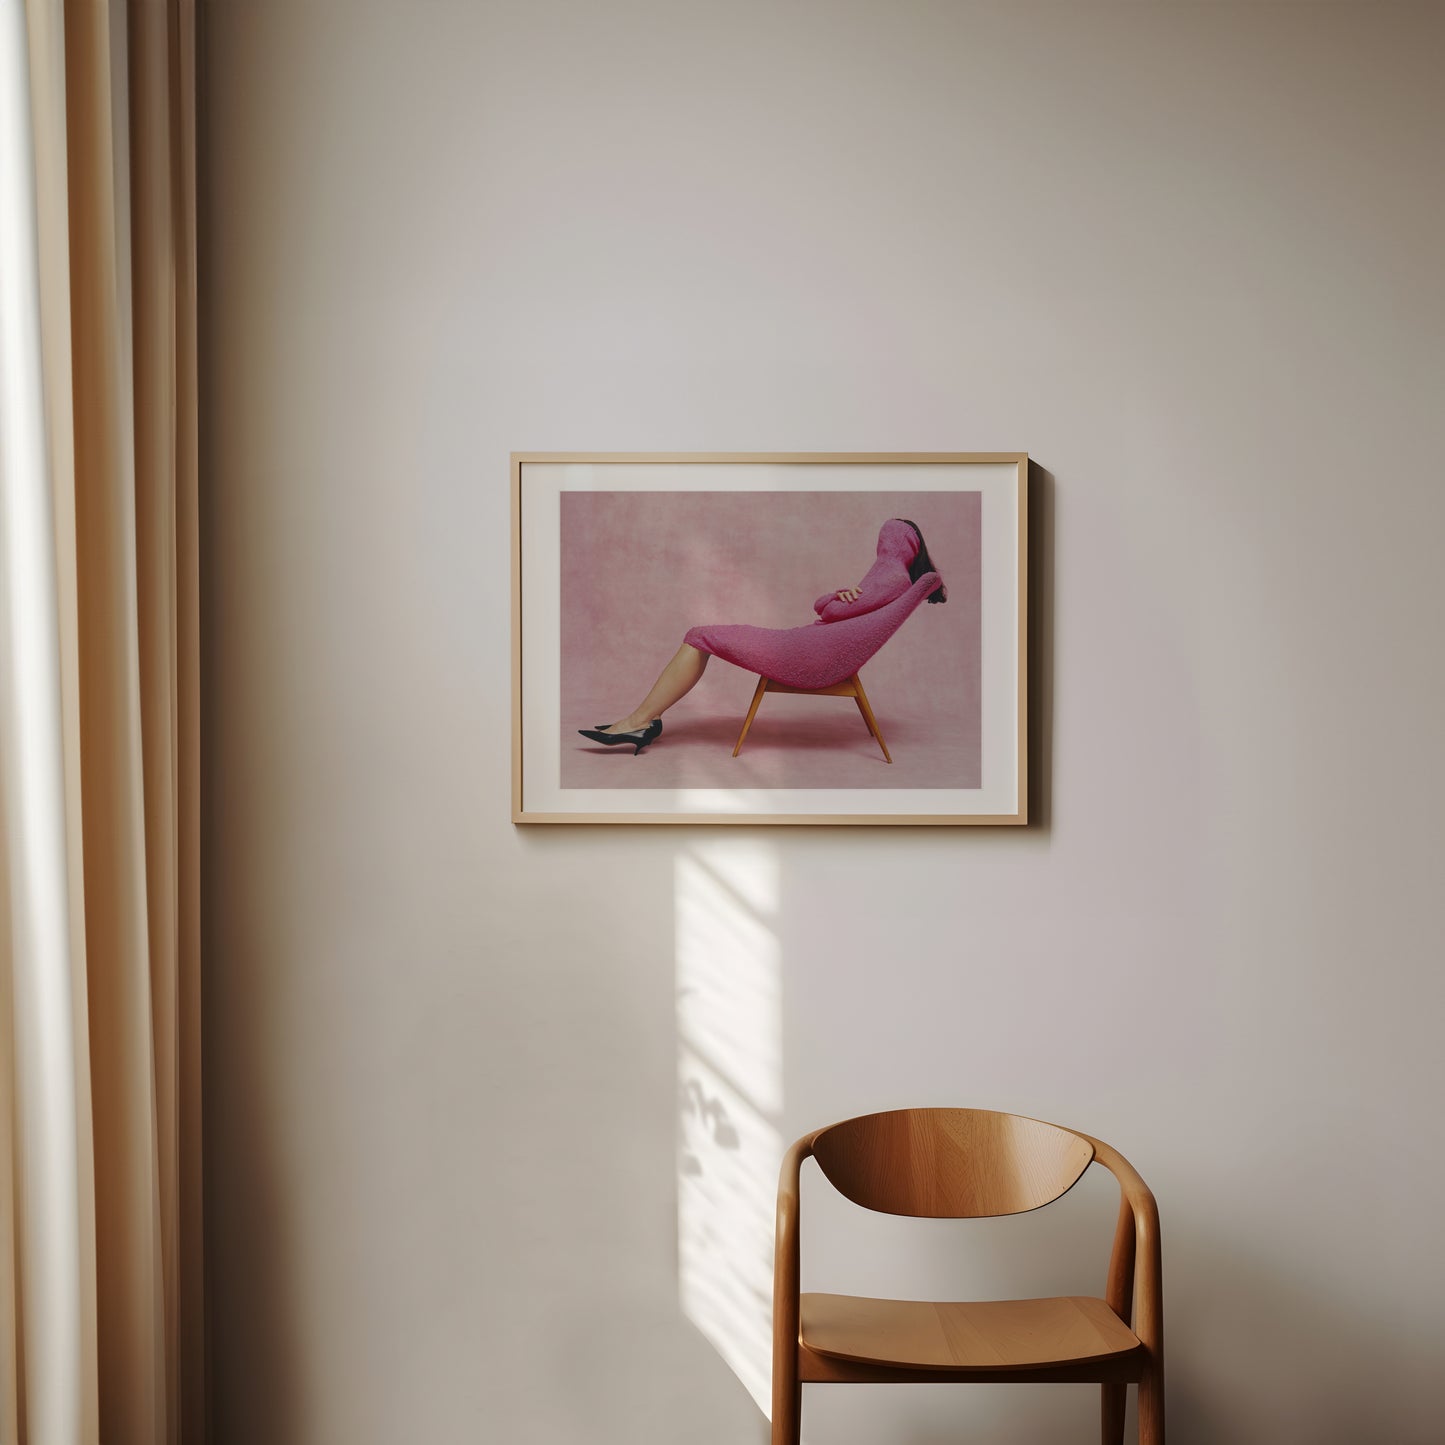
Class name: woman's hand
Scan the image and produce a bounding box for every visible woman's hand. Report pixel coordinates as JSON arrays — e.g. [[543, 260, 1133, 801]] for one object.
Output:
[[835, 587, 862, 603]]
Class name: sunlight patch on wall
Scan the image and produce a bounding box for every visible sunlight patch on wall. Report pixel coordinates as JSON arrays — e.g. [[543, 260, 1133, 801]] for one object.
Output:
[[676, 840, 782, 1416]]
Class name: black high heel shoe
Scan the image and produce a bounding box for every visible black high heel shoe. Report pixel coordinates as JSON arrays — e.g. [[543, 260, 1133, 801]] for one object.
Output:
[[578, 719, 663, 755], [591, 720, 663, 736]]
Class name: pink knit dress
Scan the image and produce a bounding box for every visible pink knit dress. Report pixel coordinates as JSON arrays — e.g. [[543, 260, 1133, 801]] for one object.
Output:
[[684, 520, 943, 690]]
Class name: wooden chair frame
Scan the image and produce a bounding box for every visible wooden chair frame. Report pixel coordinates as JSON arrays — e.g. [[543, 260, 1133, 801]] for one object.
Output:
[[733, 671, 891, 763], [771, 1112, 1164, 1443]]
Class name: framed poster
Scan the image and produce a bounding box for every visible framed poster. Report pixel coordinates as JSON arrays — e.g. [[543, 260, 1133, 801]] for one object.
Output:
[[512, 453, 1027, 825]]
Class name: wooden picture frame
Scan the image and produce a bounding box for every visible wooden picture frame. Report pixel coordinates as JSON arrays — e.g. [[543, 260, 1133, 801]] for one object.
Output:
[[513, 453, 1028, 825]]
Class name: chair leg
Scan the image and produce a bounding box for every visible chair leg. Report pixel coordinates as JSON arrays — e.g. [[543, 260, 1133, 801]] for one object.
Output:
[[770, 1377, 801, 1445], [733, 676, 768, 757], [1101, 1382, 1126, 1444], [851, 675, 891, 763], [850, 685, 875, 736], [1139, 1362, 1164, 1444]]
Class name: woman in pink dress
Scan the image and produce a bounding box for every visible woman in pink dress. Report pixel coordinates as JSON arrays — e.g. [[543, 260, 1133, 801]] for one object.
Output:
[[579, 519, 946, 753]]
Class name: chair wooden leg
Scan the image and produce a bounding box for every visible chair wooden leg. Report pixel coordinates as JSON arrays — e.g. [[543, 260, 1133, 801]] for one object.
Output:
[[850, 686, 875, 736], [851, 675, 891, 763], [1101, 1382, 1126, 1444], [733, 676, 768, 757], [770, 1376, 801, 1445], [1139, 1362, 1164, 1444]]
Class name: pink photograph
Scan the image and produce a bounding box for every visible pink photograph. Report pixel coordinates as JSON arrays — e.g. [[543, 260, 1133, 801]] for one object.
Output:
[[515, 455, 1027, 825], [562, 491, 981, 790]]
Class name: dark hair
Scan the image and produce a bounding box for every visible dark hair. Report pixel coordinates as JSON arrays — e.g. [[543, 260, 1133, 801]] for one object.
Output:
[[897, 519, 946, 603]]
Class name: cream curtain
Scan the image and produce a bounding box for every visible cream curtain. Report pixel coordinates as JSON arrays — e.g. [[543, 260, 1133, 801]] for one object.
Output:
[[0, 2, 203, 1443]]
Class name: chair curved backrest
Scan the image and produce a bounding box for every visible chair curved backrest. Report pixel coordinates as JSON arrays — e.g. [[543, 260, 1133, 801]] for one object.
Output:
[[812, 571, 942, 679], [811, 1107, 1094, 1218]]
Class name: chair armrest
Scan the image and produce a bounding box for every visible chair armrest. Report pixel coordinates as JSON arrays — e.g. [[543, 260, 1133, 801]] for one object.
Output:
[[773, 1135, 816, 1359], [1088, 1138, 1163, 1357]]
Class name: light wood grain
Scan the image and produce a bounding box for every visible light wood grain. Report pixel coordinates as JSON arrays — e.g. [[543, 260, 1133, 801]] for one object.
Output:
[[1088, 1134, 1166, 1443], [511, 453, 524, 820], [511, 452, 1028, 826], [758, 680, 864, 697], [511, 451, 1030, 465], [771, 1135, 813, 1445], [509, 811, 1027, 826], [811, 1108, 1094, 1218], [770, 1110, 1165, 1444], [797, 1346, 1144, 1387], [1103, 1187, 1137, 1443], [800, 1293, 1142, 1373], [851, 674, 891, 763], [733, 672, 891, 763], [732, 676, 769, 757]]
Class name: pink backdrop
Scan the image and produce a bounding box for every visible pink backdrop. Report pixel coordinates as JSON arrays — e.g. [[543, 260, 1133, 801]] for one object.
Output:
[[559, 490, 981, 789]]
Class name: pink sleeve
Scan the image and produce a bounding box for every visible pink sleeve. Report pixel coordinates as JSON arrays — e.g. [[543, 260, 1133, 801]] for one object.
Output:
[[814, 558, 920, 623], [817, 570, 941, 624]]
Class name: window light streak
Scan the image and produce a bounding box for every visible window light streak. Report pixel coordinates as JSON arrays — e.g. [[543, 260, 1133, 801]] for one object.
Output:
[[675, 842, 782, 1417]]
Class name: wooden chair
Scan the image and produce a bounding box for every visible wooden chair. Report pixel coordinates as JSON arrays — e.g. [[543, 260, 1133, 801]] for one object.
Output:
[[733, 672, 891, 763], [772, 1108, 1164, 1443]]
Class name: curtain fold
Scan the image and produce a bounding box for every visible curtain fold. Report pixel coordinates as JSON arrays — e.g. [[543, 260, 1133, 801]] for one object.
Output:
[[1, 1, 203, 1442], [1, 4, 93, 1441]]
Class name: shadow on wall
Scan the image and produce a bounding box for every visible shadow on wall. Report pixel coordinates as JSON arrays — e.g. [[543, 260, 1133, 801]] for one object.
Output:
[[1028, 461, 1054, 828], [201, 918, 301, 1444]]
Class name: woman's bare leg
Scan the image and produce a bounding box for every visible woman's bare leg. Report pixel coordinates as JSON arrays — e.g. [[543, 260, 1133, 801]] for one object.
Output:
[[605, 643, 709, 731]]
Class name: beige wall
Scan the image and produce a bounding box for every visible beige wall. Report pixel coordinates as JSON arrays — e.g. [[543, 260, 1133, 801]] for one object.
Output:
[[200, 3, 1445, 1442]]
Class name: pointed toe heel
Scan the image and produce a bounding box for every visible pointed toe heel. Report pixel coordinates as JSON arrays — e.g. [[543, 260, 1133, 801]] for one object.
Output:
[[579, 719, 663, 754]]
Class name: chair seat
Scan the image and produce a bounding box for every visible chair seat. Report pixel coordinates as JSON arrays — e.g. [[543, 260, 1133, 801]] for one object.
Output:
[[799, 1293, 1142, 1373]]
